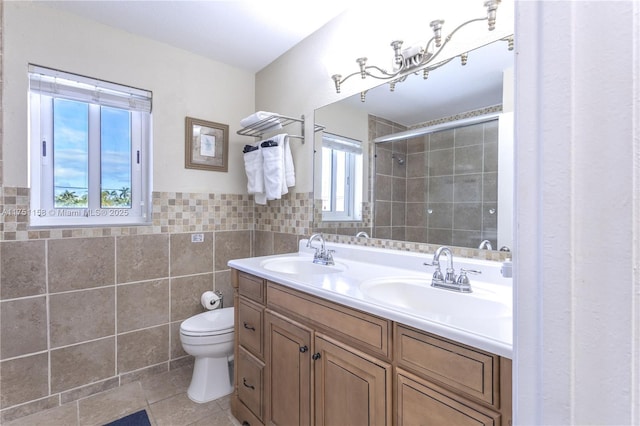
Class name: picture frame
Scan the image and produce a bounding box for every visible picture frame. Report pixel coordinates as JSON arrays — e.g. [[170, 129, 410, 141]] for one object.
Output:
[[185, 117, 229, 172]]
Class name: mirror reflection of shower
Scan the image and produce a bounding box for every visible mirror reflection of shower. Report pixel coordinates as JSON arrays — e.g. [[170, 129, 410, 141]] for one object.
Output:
[[391, 154, 405, 165]]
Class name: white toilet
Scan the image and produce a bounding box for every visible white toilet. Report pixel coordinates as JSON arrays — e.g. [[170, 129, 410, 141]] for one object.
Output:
[[179, 306, 235, 403]]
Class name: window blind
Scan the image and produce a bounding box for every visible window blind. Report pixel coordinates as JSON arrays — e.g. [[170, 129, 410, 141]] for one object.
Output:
[[28, 64, 152, 113], [322, 133, 363, 155]]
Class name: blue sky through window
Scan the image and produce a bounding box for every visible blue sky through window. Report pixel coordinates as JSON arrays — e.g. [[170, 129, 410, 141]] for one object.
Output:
[[53, 99, 132, 208]]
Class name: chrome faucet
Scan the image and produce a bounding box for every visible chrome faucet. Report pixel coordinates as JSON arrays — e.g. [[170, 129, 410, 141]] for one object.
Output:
[[478, 239, 493, 250], [424, 246, 480, 293], [306, 234, 335, 266], [355, 231, 370, 239]]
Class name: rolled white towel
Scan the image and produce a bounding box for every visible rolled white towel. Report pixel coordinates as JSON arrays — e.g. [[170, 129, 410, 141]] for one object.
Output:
[[240, 111, 282, 131]]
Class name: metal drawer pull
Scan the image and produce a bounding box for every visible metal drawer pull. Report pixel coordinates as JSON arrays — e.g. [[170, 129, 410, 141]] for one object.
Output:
[[243, 322, 255, 331], [242, 378, 255, 390], [312, 352, 321, 360], [299, 345, 308, 353], [242, 422, 250, 426]]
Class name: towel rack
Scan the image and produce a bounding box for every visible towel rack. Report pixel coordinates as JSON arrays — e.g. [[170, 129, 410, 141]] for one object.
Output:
[[236, 113, 324, 143]]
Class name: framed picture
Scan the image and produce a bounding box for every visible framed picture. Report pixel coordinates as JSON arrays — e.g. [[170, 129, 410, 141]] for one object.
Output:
[[185, 117, 229, 172]]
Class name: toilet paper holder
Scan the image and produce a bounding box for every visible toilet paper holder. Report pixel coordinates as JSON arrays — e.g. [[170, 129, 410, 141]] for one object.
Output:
[[201, 290, 224, 310]]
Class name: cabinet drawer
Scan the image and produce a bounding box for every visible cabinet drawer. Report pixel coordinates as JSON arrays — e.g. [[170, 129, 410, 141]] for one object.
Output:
[[267, 282, 390, 359], [232, 396, 265, 426], [395, 324, 498, 406], [238, 298, 263, 358], [396, 369, 501, 426], [238, 272, 265, 304], [237, 346, 265, 422]]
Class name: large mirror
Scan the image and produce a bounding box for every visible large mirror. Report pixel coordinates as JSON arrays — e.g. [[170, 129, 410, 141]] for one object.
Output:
[[313, 38, 514, 252]]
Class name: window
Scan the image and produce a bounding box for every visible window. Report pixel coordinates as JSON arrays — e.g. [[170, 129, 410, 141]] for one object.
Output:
[[321, 133, 363, 221], [28, 65, 152, 226]]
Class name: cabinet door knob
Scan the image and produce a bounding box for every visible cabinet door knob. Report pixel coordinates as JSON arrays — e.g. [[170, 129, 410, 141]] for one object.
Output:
[[299, 345, 308, 353], [312, 352, 321, 360], [242, 377, 255, 390], [243, 322, 255, 331], [242, 422, 250, 426]]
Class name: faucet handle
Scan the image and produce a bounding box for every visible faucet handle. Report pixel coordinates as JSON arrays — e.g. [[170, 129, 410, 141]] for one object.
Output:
[[456, 268, 481, 286]]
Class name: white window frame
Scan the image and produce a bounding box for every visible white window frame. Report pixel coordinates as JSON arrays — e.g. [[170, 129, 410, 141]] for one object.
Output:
[[321, 133, 363, 221], [28, 65, 152, 227]]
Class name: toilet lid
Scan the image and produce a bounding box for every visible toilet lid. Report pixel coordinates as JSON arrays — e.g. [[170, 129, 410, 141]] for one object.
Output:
[[180, 307, 234, 336]]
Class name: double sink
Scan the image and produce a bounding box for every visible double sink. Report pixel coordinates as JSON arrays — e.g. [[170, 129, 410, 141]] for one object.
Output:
[[260, 251, 511, 322], [230, 240, 513, 358]]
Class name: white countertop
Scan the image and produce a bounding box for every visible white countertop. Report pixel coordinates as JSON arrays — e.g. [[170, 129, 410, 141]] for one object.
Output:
[[228, 241, 513, 359]]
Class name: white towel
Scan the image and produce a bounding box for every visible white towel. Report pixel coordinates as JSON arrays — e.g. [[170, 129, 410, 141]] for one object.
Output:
[[262, 138, 285, 200], [282, 135, 296, 188], [243, 144, 264, 195], [240, 111, 282, 131]]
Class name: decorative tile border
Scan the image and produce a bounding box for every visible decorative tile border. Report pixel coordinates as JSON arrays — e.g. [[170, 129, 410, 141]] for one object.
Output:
[[254, 191, 313, 236], [322, 233, 510, 261], [0, 187, 253, 241]]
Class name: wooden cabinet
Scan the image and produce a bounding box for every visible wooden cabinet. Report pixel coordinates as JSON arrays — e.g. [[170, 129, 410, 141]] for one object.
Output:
[[314, 333, 391, 426], [263, 287, 392, 426], [264, 311, 312, 426], [231, 269, 512, 426], [396, 369, 501, 426]]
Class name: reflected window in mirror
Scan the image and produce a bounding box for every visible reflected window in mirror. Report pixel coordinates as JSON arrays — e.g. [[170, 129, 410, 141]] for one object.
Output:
[[321, 133, 363, 221]]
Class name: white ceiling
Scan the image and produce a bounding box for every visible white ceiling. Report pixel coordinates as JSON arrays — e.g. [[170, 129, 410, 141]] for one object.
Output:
[[37, 0, 348, 73], [36, 1, 513, 126]]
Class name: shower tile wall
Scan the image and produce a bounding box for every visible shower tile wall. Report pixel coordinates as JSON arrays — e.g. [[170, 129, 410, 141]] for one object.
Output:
[[0, 189, 253, 424], [374, 119, 498, 247]]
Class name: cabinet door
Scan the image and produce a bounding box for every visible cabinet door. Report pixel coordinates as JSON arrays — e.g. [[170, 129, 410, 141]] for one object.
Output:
[[314, 333, 391, 426], [397, 369, 501, 426], [265, 311, 312, 426]]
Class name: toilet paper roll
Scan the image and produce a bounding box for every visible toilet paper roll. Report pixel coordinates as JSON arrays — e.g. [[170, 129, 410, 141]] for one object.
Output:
[[201, 291, 221, 310]]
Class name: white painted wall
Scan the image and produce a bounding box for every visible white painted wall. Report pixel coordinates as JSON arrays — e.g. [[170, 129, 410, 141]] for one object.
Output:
[[515, 1, 640, 424], [3, 2, 256, 194]]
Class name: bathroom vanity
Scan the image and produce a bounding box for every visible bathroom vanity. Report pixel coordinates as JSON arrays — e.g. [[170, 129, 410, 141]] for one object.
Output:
[[228, 242, 512, 426]]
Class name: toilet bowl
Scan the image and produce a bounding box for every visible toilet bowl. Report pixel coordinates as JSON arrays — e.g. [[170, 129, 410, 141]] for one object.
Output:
[[180, 307, 234, 403]]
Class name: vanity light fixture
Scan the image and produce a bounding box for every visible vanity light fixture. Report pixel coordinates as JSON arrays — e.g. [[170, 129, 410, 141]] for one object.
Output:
[[331, 0, 511, 95]]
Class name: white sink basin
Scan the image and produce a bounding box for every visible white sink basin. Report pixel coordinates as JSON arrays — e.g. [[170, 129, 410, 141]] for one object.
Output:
[[360, 277, 510, 319], [260, 256, 347, 275]]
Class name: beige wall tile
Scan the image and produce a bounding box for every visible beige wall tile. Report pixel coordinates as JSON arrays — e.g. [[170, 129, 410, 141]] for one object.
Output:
[[60, 377, 119, 405], [170, 274, 212, 322], [48, 237, 115, 293], [214, 231, 251, 271], [120, 362, 168, 386], [116, 234, 169, 283], [273, 232, 298, 254], [50, 287, 115, 348], [117, 279, 169, 333], [170, 232, 213, 277], [117, 325, 169, 373], [0, 240, 46, 299], [78, 382, 147, 426], [214, 270, 233, 309], [170, 321, 187, 359], [0, 297, 47, 359], [51, 337, 115, 393], [253, 230, 273, 257], [0, 353, 49, 408]]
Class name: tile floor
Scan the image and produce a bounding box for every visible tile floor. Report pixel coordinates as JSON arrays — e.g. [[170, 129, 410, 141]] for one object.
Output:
[[4, 365, 241, 426]]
